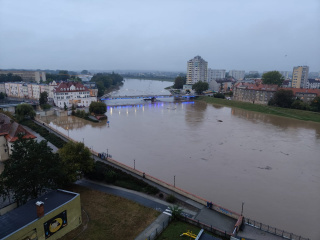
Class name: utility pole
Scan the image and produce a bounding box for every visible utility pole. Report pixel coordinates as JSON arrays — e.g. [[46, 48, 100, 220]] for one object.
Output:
[[174, 175, 176, 187], [134, 159, 135, 169]]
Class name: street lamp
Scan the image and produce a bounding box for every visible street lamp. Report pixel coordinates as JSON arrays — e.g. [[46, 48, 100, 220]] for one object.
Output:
[[134, 159, 135, 169], [174, 175, 176, 187], [241, 202, 245, 216]]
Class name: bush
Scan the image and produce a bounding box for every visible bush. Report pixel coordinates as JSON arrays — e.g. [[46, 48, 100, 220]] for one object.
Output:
[[291, 100, 310, 111], [85, 161, 159, 195], [41, 103, 52, 110], [21, 120, 66, 148], [214, 93, 225, 99], [166, 194, 176, 203]]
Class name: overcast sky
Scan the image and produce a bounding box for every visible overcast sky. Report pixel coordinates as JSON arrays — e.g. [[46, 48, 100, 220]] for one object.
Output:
[[0, 0, 319, 73]]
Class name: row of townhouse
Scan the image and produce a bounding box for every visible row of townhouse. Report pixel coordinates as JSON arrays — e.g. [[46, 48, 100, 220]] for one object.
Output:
[[2, 81, 58, 100], [234, 83, 320, 105]]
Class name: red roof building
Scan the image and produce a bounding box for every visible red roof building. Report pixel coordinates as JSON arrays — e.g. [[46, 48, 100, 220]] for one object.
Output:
[[0, 113, 36, 170], [53, 81, 97, 109]]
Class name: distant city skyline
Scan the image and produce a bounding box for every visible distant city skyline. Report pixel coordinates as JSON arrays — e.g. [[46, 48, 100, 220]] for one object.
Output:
[[0, 0, 319, 72]]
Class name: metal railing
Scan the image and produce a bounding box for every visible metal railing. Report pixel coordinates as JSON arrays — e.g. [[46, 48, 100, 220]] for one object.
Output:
[[245, 218, 309, 240]]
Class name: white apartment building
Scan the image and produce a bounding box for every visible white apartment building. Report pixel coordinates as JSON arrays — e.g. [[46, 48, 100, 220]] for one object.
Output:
[[48, 81, 58, 100], [279, 71, 289, 79], [228, 70, 245, 80], [27, 83, 41, 100], [292, 66, 309, 88], [307, 79, 320, 89], [4, 82, 27, 98], [187, 56, 208, 85], [207, 69, 226, 82], [53, 81, 97, 108]]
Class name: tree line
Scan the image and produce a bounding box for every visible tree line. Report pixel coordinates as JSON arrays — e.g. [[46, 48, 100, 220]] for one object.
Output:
[[90, 72, 124, 97], [0, 73, 23, 82]]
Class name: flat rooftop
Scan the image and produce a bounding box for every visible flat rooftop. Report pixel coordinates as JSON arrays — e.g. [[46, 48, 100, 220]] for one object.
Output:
[[0, 189, 78, 239]]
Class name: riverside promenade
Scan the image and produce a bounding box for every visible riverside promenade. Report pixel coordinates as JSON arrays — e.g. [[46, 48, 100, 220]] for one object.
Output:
[[33, 118, 310, 240]]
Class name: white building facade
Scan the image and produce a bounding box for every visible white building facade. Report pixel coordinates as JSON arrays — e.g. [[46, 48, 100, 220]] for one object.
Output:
[[53, 82, 97, 108], [187, 56, 208, 85], [207, 69, 226, 82], [228, 70, 245, 80]]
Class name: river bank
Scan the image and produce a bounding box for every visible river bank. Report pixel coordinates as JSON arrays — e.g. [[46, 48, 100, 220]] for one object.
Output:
[[198, 96, 320, 123]]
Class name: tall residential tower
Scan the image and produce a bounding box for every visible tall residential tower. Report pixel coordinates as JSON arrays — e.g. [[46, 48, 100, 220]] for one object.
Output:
[[187, 56, 208, 85], [292, 66, 309, 88]]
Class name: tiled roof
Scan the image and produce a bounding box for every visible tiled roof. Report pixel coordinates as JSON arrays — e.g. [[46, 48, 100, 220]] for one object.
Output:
[[55, 81, 89, 93], [0, 113, 36, 142], [235, 84, 320, 96], [285, 88, 320, 95]]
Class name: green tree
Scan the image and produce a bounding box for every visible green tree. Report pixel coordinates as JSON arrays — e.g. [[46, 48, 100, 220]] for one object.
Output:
[[310, 96, 320, 112], [81, 70, 89, 74], [168, 205, 183, 220], [0, 92, 5, 99], [262, 71, 284, 86], [59, 70, 70, 81], [39, 91, 48, 105], [15, 103, 36, 122], [64, 102, 67, 111], [268, 89, 294, 108], [96, 81, 106, 96], [58, 141, 94, 184], [173, 76, 186, 89], [89, 102, 107, 114], [192, 81, 209, 95], [0, 136, 63, 205]]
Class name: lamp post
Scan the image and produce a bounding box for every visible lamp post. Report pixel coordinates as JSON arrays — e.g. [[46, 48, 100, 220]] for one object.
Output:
[[134, 159, 135, 169], [174, 175, 176, 187], [241, 202, 244, 216]]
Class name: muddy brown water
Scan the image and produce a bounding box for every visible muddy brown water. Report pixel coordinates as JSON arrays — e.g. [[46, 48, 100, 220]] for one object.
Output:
[[42, 79, 320, 239]]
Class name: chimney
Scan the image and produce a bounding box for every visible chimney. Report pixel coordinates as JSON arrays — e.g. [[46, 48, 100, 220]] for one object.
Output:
[[36, 201, 44, 218]]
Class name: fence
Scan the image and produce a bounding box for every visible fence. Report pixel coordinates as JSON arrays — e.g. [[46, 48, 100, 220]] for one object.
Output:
[[144, 217, 171, 240], [244, 218, 309, 240]]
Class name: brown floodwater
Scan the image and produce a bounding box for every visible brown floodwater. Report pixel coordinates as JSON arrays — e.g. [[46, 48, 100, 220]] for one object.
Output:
[[42, 101, 320, 239]]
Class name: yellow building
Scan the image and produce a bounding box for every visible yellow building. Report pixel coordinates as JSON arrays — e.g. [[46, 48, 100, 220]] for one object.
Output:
[[0, 190, 81, 240], [292, 66, 309, 88]]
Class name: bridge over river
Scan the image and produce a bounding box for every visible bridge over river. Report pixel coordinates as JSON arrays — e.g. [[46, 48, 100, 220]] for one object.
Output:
[[100, 94, 198, 101]]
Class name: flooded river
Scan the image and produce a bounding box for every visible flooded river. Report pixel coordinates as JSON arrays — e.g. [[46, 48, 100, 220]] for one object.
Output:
[[42, 79, 320, 239]]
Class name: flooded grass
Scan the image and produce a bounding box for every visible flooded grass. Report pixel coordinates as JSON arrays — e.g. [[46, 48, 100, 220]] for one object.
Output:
[[199, 96, 320, 123]]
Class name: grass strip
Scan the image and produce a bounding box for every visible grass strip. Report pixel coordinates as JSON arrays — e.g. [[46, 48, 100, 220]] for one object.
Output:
[[198, 96, 320, 123]]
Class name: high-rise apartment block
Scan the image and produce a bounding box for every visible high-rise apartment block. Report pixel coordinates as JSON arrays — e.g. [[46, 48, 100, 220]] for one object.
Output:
[[187, 56, 208, 85], [228, 70, 245, 80], [292, 66, 309, 88], [207, 68, 226, 81]]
